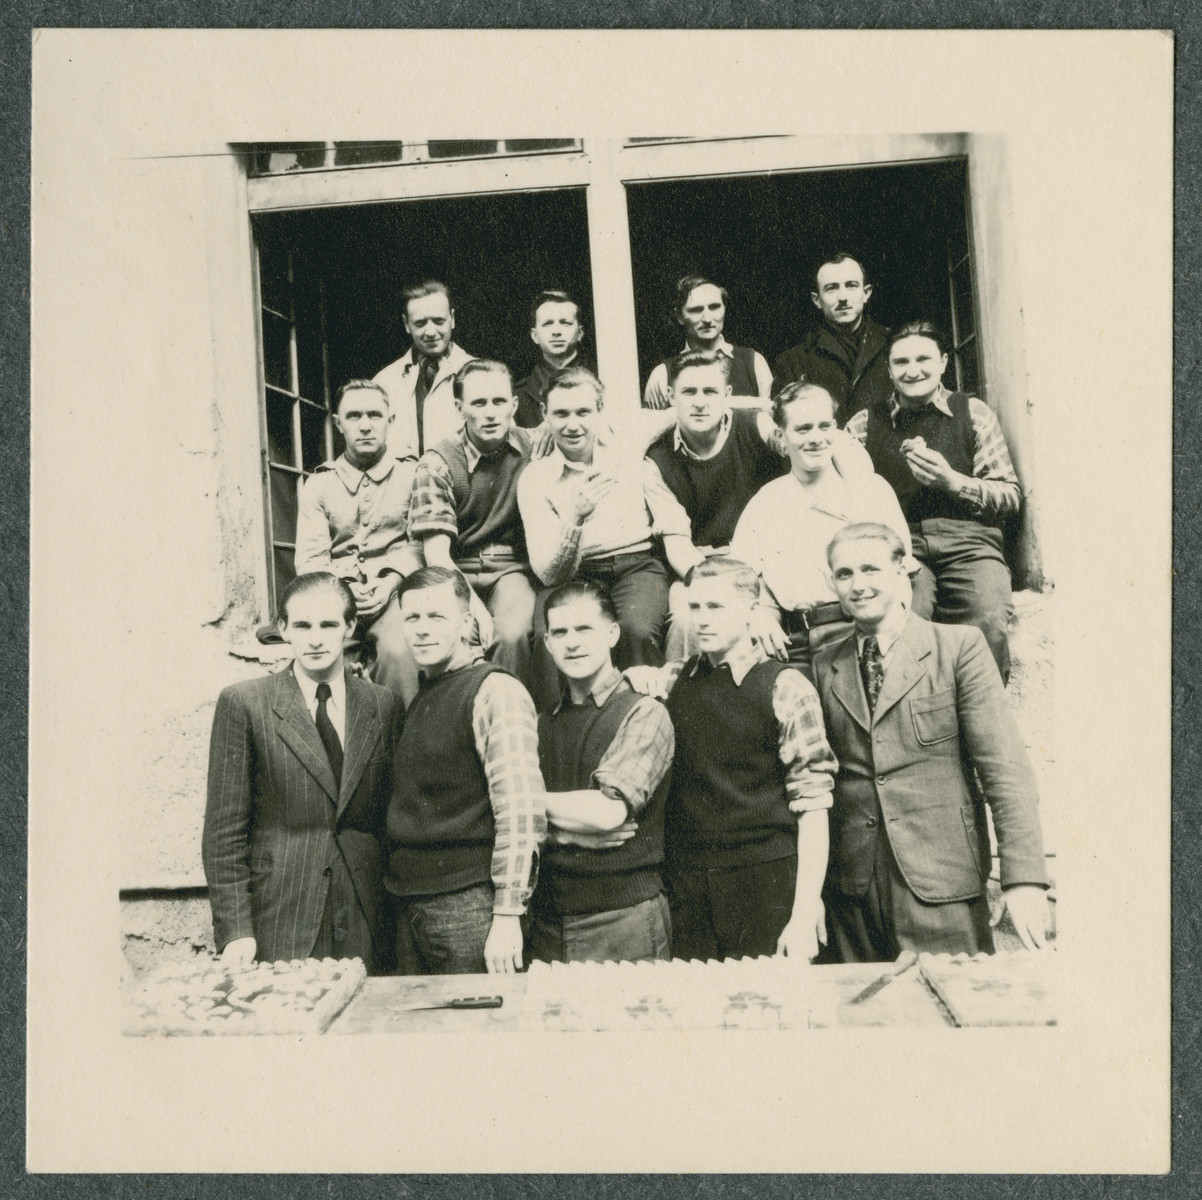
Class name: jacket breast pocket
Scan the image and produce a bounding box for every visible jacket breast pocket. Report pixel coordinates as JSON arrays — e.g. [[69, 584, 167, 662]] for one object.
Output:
[[910, 689, 958, 746]]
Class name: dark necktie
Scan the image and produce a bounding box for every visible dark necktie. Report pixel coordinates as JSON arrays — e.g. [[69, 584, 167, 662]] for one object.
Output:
[[315, 682, 343, 788], [860, 636, 884, 712], [415, 357, 438, 452]]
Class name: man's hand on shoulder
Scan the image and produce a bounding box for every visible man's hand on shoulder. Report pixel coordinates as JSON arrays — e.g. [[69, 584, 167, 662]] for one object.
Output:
[[991, 885, 1052, 951], [220, 937, 257, 968], [750, 606, 790, 662], [484, 913, 524, 974]]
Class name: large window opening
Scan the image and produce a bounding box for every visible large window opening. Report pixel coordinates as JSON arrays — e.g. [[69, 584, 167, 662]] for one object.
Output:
[[252, 188, 595, 605], [625, 159, 979, 400]]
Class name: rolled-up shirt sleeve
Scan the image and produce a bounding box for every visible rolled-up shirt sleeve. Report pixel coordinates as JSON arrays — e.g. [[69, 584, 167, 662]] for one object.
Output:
[[774, 668, 837, 812], [517, 462, 584, 586], [407, 451, 460, 542], [591, 695, 675, 818], [472, 673, 548, 914]]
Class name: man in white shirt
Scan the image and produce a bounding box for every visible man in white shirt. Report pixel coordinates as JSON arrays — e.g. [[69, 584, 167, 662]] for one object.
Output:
[[517, 366, 669, 710], [373, 280, 476, 459]]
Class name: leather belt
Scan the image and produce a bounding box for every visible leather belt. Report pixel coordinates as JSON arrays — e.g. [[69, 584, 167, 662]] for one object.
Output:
[[782, 601, 850, 634]]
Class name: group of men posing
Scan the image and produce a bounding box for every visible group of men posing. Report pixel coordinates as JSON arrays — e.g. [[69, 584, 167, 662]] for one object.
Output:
[[202, 252, 1050, 978]]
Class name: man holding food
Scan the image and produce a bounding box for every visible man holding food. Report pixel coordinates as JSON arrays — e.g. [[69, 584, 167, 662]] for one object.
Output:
[[844, 320, 1021, 682]]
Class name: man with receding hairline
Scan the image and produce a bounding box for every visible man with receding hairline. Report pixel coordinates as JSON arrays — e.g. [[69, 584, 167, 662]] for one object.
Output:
[[373, 279, 477, 458]]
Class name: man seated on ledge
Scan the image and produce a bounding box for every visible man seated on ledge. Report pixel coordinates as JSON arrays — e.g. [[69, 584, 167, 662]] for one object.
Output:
[[528, 578, 676, 965], [385, 566, 546, 975], [844, 320, 1021, 682], [406, 359, 536, 689], [814, 522, 1050, 962], [518, 365, 670, 710], [643, 348, 874, 661], [294, 379, 422, 706]]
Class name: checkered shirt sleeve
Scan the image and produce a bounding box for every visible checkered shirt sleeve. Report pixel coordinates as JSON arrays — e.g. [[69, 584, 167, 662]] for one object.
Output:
[[962, 397, 1021, 520], [772, 668, 837, 812], [592, 695, 675, 818], [472, 674, 548, 914], [406, 450, 460, 541]]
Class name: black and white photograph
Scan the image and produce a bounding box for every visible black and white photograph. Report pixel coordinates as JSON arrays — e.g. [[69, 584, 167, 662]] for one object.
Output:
[[27, 29, 1171, 1174]]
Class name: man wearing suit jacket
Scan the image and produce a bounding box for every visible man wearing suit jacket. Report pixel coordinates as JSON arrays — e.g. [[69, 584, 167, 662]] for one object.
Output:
[[203, 572, 395, 972], [811, 522, 1049, 961]]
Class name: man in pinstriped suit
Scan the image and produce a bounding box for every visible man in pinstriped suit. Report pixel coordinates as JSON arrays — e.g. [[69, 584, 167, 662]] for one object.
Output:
[[202, 573, 396, 972]]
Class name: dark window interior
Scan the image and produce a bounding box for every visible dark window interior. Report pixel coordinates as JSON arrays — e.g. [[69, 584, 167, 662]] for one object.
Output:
[[626, 158, 978, 396], [252, 188, 595, 399]]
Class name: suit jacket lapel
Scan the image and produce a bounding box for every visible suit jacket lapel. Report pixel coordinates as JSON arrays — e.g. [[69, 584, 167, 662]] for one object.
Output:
[[829, 633, 871, 733], [871, 613, 932, 723], [338, 675, 381, 816], [272, 669, 339, 804]]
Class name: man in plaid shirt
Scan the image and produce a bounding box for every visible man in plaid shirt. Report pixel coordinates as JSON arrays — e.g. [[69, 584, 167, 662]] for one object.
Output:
[[845, 320, 1022, 682], [385, 566, 546, 975], [628, 557, 837, 963], [529, 578, 676, 965]]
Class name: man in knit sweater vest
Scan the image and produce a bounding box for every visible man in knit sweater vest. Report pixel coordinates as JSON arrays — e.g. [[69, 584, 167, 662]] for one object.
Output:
[[643, 348, 873, 661], [407, 360, 538, 690], [386, 567, 546, 975], [844, 321, 1022, 682], [529, 579, 676, 964], [632, 557, 838, 962]]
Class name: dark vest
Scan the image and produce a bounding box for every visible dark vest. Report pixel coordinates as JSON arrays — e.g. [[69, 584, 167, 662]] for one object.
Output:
[[431, 431, 533, 558], [865, 391, 984, 525], [664, 657, 798, 870], [644, 409, 787, 548], [514, 354, 597, 429], [536, 680, 670, 916], [385, 661, 505, 897], [656, 345, 760, 398]]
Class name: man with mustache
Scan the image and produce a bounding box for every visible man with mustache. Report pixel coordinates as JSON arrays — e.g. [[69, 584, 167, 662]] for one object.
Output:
[[772, 252, 892, 427]]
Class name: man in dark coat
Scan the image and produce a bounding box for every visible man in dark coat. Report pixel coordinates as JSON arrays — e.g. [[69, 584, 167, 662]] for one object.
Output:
[[772, 252, 892, 426]]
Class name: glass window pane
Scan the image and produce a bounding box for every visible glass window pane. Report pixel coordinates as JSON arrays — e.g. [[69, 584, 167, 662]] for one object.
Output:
[[952, 264, 976, 342], [427, 140, 498, 159], [262, 310, 293, 391], [273, 544, 296, 595], [269, 467, 299, 545], [294, 272, 326, 403], [300, 400, 330, 470], [265, 390, 295, 465], [502, 139, 577, 153], [334, 141, 404, 166], [956, 343, 981, 398], [257, 240, 291, 316], [259, 143, 327, 173]]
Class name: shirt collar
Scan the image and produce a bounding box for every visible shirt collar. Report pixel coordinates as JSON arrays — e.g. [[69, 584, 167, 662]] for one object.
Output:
[[673, 409, 732, 459], [462, 426, 524, 473], [292, 664, 345, 712], [404, 343, 457, 375], [887, 383, 953, 426], [554, 665, 624, 713], [693, 638, 765, 687], [418, 641, 484, 685], [855, 608, 909, 662], [330, 452, 399, 493], [682, 337, 735, 359]]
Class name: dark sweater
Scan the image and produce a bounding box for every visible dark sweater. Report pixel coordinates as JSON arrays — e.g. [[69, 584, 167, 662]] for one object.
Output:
[[644, 408, 787, 549], [664, 657, 797, 870], [865, 391, 983, 525], [385, 661, 504, 897], [430, 430, 533, 559], [514, 353, 596, 429], [536, 680, 670, 916]]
